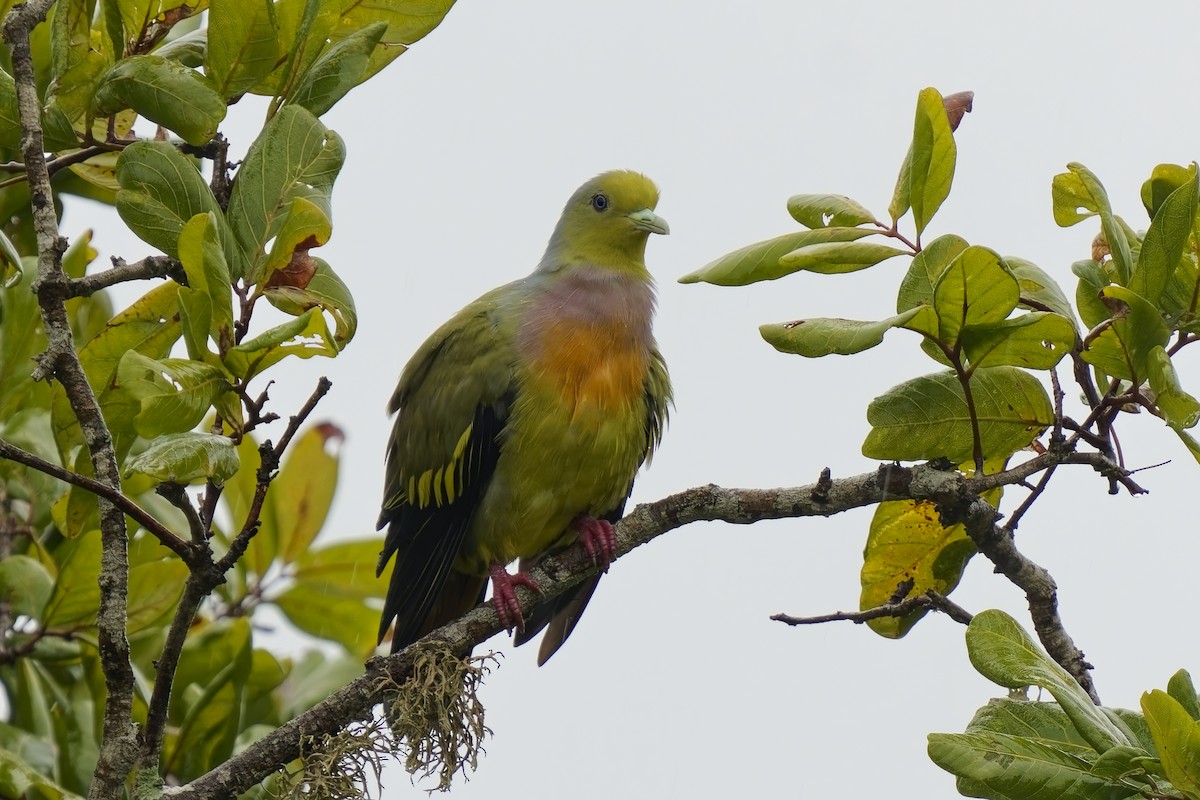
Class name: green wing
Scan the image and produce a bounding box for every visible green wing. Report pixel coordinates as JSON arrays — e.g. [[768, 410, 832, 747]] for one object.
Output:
[[376, 291, 517, 651]]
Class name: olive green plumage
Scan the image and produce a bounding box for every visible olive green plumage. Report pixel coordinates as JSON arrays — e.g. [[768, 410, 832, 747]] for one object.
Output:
[[377, 170, 671, 663]]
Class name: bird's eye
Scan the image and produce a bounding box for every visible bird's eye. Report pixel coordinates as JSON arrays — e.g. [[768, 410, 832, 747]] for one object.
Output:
[[591, 193, 609, 212]]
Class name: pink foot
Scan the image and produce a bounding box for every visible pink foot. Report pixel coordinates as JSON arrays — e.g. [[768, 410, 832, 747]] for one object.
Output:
[[489, 563, 540, 632], [572, 515, 617, 572]]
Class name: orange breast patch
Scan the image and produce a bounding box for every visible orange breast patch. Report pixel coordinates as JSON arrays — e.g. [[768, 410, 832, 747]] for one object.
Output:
[[530, 318, 647, 413]]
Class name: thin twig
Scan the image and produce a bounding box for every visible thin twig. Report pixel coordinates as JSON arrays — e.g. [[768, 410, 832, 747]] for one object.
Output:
[[0, 438, 193, 560], [216, 378, 332, 573], [771, 590, 974, 627], [156, 483, 206, 545]]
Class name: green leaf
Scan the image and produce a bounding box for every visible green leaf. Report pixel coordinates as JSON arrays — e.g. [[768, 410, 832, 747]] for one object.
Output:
[[116, 351, 231, 438], [860, 501, 974, 638], [256, 195, 331, 284], [863, 367, 1053, 463], [93, 55, 226, 146], [967, 610, 1133, 753], [0, 67, 22, 150], [264, 257, 357, 347], [759, 307, 932, 358], [223, 307, 338, 380], [1130, 167, 1198, 305], [293, 538, 387, 602], [177, 285, 212, 361], [0, 746, 81, 800], [115, 142, 227, 260], [276, 649, 363, 718], [1072, 259, 1112, 330], [1052, 164, 1133, 285], [1169, 670, 1200, 722], [785, 193, 876, 229], [327, 0, 456, 83], [778, 241, 907, 275], [254, 0, 340, 100], [0, 555, 53, 619], [274, 582, 379, 658], [1142, 690, 1200, 799], [960, 313, 1076, 370], [1006, 256, 1078, 326], [42, 533, 102, 631], [908, 87, 956, 237], [154, 27, 208, 66], [225, 105, 344, 282], [167, 617, 251, 780], [177, 212, 235, 352], [964, 698, 1096, 752], [1172, 428, 1200, 466], [0, 721, 57, 784], [1051, 169, 1099, 226], [50, 281, 182, 459], [679, 227, 874, 285], [860, 461, 1002, 638], [273, 423, 342, 564], [1148, 346, 1200, 430], [931, 246, 1019, 346], [289, 21, 387, 117], [206, 0, 277, 98], [896, 233, 969, 313], [928, 731, 1135, 800], [123, 432, 239, 486], [888, 140, 913, 223], [46, 0, 110, 130], [1141, 163, 1196, 218], [127, 559, 187, 633], [1081, 285, 1171, 382]]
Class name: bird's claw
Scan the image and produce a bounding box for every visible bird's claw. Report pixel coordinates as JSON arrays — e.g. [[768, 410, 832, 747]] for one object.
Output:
[[572, 515, 617, 572], [489, 564, 541, 632]]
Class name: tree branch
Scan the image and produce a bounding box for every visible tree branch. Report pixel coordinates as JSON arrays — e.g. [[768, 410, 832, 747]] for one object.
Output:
[[216, 377, 332, 573], [163, 455, 1124, 798], [771, 589, 973, 627], [0, 438, 193, 560], [70, 255, 186, 297], [3, 3, 139, 796], [136, 573, 213, 781]]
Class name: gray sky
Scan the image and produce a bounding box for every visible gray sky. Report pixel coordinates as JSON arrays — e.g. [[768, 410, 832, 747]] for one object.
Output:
[[65, 1, 1200, 796]]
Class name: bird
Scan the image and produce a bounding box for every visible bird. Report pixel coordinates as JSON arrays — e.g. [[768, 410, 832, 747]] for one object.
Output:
[[376, 170, 672, 665]]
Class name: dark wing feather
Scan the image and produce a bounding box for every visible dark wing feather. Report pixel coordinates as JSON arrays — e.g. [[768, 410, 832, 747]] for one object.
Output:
[[376, 401, 506, 652]]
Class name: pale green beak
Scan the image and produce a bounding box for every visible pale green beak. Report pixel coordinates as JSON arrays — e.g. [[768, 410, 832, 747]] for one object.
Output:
[[628, 208, 670, 235]]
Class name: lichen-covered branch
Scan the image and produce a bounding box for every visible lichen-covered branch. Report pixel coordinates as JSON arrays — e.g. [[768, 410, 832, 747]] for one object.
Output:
[[163, 453, 1122, 799], [3, 2, 139, 797]]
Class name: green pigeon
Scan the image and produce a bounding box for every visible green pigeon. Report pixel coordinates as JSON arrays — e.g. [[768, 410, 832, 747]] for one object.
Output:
[[376, 170, 672, 664]]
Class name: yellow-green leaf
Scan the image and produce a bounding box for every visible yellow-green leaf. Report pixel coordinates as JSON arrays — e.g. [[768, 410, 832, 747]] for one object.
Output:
[[274, 424, 342, 564], [123, 432, 239, 486], [1142, 689, 1200, 799], [93, 55, 226, 146], [679, 227, 874, 286], [786, 193, 876, 229], [760, 307, 931, 358], [863, 367, 1053, 463]]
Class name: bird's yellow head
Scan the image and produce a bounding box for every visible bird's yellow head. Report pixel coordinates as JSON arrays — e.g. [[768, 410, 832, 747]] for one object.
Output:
[[540, 170, 669, 277]]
